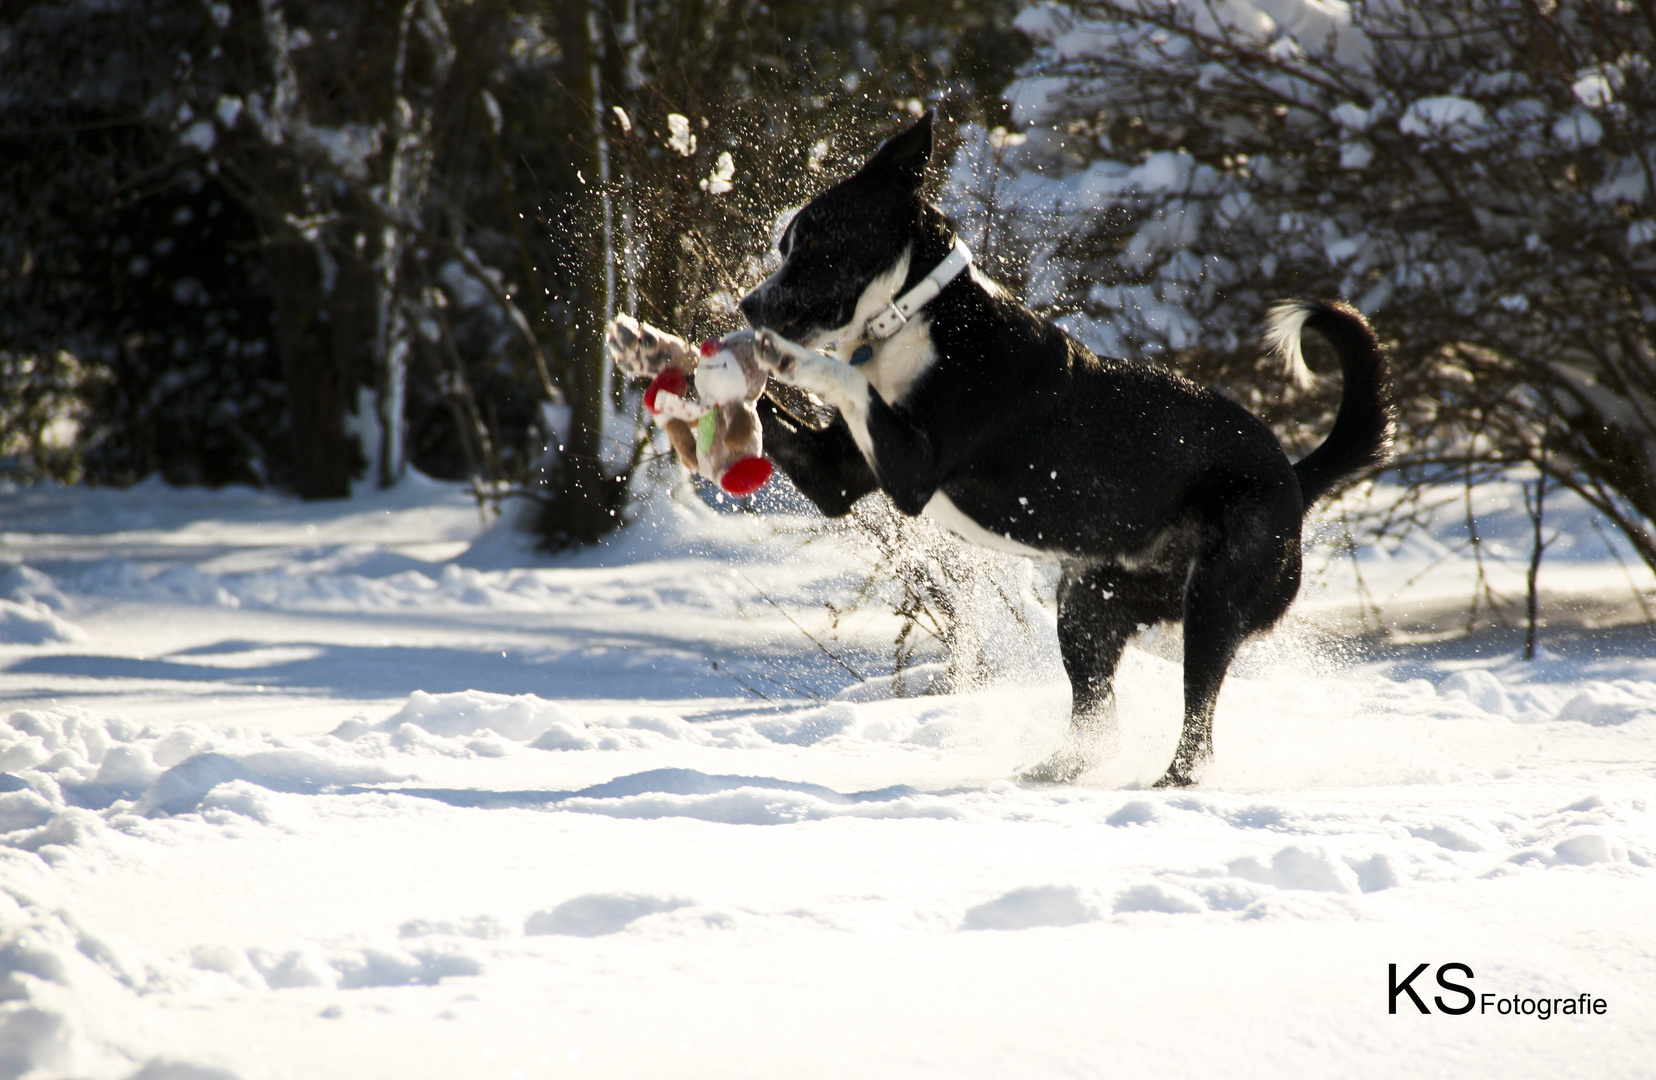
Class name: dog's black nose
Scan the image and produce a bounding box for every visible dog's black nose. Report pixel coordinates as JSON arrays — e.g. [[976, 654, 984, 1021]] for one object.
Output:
[[738, 289, 764, 328]]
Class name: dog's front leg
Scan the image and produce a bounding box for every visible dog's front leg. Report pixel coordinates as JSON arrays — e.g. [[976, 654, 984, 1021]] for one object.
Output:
[[755, 331, 943, 516], [753, 331, 870, 414], [757, 396, 876, 517]]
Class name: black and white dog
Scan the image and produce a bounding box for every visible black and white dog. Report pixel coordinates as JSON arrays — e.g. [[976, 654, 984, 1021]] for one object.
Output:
[[741, 114, 1394, 787]]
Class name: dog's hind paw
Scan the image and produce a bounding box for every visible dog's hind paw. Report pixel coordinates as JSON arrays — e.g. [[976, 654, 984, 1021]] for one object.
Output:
[[1152, 740, 1210, 788], [1016, 746, 1097, 786]]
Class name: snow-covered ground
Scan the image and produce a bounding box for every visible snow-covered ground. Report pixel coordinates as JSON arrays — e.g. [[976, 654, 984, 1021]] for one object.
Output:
[[2, 471, 1654, 1079]]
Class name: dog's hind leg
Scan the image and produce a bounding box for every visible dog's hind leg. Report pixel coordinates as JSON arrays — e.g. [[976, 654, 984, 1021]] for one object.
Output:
[[1021, 564, 1179, 784], [1155, 493, 1301, 788]]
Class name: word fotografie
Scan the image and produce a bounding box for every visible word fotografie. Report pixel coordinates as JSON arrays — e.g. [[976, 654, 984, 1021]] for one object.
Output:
[[1389, 964, 1608, 1019]]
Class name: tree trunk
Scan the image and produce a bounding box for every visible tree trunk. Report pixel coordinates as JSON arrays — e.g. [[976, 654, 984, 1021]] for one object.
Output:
[[532, 0, 630, 549], [265, 239, 356, 499]]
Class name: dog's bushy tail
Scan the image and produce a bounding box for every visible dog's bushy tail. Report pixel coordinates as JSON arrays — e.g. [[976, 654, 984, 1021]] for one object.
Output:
[[1266, 299, 1397, 508]]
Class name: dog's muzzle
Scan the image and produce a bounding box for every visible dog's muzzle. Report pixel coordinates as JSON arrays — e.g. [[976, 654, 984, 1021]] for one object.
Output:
[[738, 285, 774, 331]]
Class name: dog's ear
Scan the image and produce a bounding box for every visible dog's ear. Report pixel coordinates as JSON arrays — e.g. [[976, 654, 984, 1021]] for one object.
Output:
[[864, 111, 933, 191]]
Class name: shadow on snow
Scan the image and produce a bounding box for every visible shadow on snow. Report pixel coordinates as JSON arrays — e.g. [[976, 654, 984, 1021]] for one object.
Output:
[[46, 756, 922, 816]]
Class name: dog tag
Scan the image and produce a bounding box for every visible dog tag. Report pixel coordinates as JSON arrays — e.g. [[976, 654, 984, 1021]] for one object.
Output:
[[696, 411, 717, 456], [850, 344, 873, 366]]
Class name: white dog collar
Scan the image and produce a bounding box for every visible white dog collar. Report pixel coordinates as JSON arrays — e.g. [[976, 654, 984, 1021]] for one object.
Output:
[[862, 237, 973, 342]]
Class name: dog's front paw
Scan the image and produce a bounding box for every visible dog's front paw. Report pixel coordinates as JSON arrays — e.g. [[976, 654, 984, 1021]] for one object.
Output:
[[754, 330, 867, 409], [752, 329, 802, 382]]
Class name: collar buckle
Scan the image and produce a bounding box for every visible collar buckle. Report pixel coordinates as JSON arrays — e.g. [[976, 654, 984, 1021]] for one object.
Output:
[[868, 302, 908, 340], [861, 238, 973, 343]]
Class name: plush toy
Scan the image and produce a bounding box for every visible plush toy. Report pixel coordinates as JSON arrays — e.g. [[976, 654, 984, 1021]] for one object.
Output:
[[605, 314, 774, 497]]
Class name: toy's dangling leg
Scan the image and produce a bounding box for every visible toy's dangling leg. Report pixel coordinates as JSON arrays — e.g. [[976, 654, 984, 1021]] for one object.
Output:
[[662, 419, 699, 472], [719, 457, 772, 497], [644, 369, 706, 473], [710, 401, 772, 497]]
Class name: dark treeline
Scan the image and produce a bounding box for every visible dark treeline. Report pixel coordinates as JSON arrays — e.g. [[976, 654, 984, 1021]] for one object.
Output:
[[0, 0, 1027, 546]]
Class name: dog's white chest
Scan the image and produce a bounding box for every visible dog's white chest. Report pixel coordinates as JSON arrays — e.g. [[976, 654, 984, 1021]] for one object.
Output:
[[841, 405, 876, 466], [833, 319, 938, 468], [922, 491, 1050, 558], [852, 318, 937, 406]]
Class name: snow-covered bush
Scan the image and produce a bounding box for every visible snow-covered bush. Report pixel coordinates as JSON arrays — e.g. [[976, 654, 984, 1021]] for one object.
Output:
[[1004, 0, 1656, 571]]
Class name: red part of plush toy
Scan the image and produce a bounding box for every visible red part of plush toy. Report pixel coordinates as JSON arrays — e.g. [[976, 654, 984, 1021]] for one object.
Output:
[[718, 456, 773, 497], [643, 368, 688, 414]]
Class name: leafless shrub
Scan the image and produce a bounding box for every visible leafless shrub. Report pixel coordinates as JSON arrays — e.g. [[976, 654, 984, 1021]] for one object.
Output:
[[1001, 0, 1656, 603]]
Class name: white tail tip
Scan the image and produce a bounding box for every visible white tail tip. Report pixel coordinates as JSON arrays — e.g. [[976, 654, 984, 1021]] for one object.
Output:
[[1263, 299, 1317, 391]]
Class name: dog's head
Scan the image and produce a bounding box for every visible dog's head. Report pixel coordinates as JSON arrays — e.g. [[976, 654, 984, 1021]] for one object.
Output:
[[739, 113, 934, 346]]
